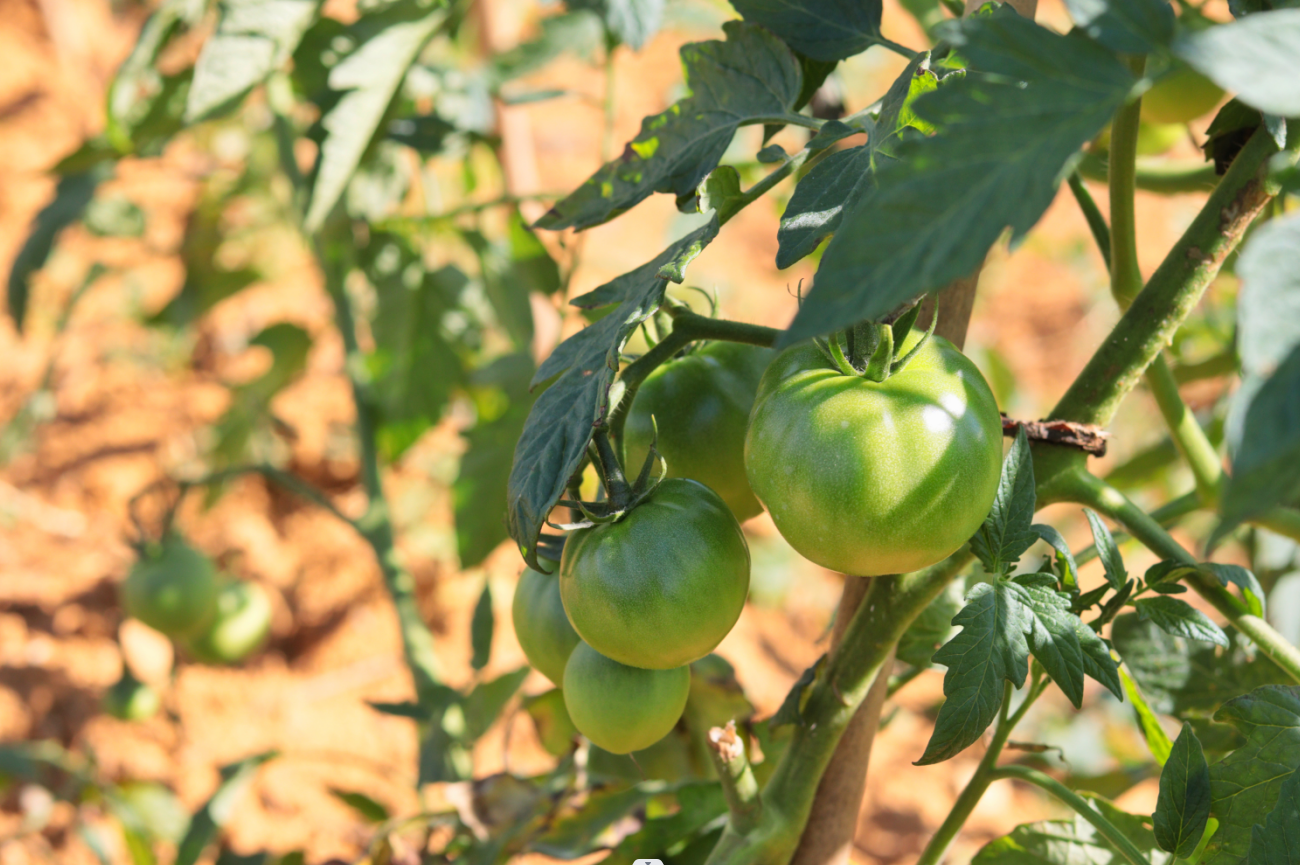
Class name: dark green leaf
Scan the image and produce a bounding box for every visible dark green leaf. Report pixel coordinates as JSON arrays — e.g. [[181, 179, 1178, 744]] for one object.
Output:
[[917, 580, 1029, 764], [776, 53, 933, 268], [186, 0, 321, 122], [1145, 560, 1198, 587], [972, 792, 1170, 865], [969, 427, 1037, 577], [532, 783, 667, 858], [1202, 563, 1266, 617], [1246, 767, 1300, 865], [896, 580, 963, 668], [303, 0, 448, 231], [507, 221, 717, 568], [729, 0, 883, 62], [1175, 10, 1300, 116], [175, 752, 276, 865], [1155, 723, 1212, 857], [1034, 524, 1080, 592], [105, 0, 201, 151], [1135, 597, 1229, 647], [1120, 664, 1174, 765], [523, 688, 578, 756], [387, 114, 458, 153], [470, 582, 494, 671], [1084, 509, 1128, 590], [535, 22, 801, 230], [1205, 686, 1300, 865], [328, 788, 390, 823], [567, 0, 664, 49], [209, 323, 312, 467], [603, 782, 726, 865], [1112, 614, 1291, 719], [1075, 611, 1123, 699], [464, 667, 529, 740], [7, 168, 108, 331], [1064, 0, 1174, 54], [783, 7, 1133, 342]]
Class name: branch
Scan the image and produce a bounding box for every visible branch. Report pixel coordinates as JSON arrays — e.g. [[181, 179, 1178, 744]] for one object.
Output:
[[708, 721, 763, 836], [1108, 56, 1146, 311], [1052, 127, 1291, 427], [989, 766, 1152, 865], [1002, 416, 1110, 456], [1077, 151, 1219, 194]]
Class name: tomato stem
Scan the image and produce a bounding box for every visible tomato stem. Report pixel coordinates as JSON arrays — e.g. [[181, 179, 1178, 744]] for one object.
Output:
[[862, 323, 893, 382], [591, 427, 633, 510]]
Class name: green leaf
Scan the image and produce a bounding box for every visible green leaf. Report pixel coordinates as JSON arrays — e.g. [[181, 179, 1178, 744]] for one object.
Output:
[[969, 427, 1037, 577], [729, 0, 884, 62], [175, 752, 276, 865], [973, 792, 1171, 865], [522, 688, 578, 756], [1075, 614, 1124, 699], [328, 788, 390, 823], [567, 0, 664, 49], [83, 196, 146, 238], [896, 579, 963, 668], [186, 0, 321, 122], [917, 580, 1029, 764], [532, 783, 668, 858], [490, 11, 603, 87], [602, 782, 727, 865], [470, 582, 494, 671], [455, 354, 538, 568], [303, 0, 447, 232], [7, 167, 109, 331], [105, 0, 203, 152], [1246, 767, 1300, 865], [1205, 686, 1300, 865], [107, 781, 190, 845], [507, 221, 717, 568], [1064, 0, 1174, 54], [464, 666, 529, 740], [1084, 509, 1128, 590], [1175, 10, 1300, 116], [209, 323, 313, 467], [1202, 563, 1266, 617], [1034, 523, 1080, 592], [775, 53, 934, 269], [1155, 723, 1212, 857], [1013, 581, 1089, 708], [534, 21, 801, 231], [1111, 614, 1292, 719], [782, 6, 1133, 343], [1120, 664, 1174, 765], [1134, 597, 1229, 647], [1235, 212, 1300, 382]]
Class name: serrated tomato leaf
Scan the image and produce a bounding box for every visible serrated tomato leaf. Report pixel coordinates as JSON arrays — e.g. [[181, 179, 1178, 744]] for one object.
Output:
[[729, 0, 884, 62], [1135, 597, 1229, 647], [1246, 767, 1300, 865], [1155, 723, 1212, 857], [783, 5, 1133, 343], [1084, 509, 1128, 590], [973, 793, 1170, 865], [969, 427, 1036, 577], [1033, 523, 1080, 592], [535, 22, 801, 231]]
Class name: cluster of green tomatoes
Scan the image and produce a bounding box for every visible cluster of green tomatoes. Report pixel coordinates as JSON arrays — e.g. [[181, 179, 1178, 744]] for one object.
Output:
[[107, 535, 273, 721], [514, 311, 1006, 755]]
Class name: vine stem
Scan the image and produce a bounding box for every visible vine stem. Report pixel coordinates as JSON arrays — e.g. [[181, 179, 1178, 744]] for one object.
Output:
[[988, 766, 1152, 865], [1077, 151, 1218, 194], [914, 676, 1049, 865], [1108, 56, 1146, 311], [1059, 469, 1300, 683]]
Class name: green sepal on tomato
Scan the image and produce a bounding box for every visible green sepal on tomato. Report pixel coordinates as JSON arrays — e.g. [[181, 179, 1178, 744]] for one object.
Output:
[[563, 641, 690, 754], [623, 341, 772, 522], [120, 534, 219, 638], [512, 557, 581, 686], [744, 329, 1003, 576], [182, 580, 273, 665], [559, 478, 750, 670]]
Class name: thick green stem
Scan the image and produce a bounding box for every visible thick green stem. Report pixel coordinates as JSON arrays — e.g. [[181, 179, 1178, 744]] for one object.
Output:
[[989, 766, 1152, 865], [1109, 59, 1146, 311], [915, 677, 1048, 865], [317, 240, 444, 702], [708, 722, 764, 837], [1077, 152, 1219, 194], [1060, 470, 1300, 683], [1145, 355, 1224, 506], [1052, 128, 1289, 427]]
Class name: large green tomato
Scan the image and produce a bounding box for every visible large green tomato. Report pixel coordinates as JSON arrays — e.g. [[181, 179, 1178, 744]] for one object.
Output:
[[512, 557, 580, 686], [559, 478, 749, 670], [744, 333, 1003, 576], [563, 641, 690, 755], [1141, 67, 1223, 125], [121, 536, 218, 637], [623, 342, 772, 522], [183, 580, 272, 664]]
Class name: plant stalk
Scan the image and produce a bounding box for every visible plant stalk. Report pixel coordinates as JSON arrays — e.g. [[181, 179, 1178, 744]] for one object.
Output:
[[1108, 58, 1146, 311], [708, 722, 764, 837], [1145, 355, 1224, 507], [1077, 151, 1219, 195]]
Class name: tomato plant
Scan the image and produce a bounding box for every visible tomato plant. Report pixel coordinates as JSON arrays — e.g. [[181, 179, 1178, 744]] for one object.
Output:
[[745, 328, 1003, 576]]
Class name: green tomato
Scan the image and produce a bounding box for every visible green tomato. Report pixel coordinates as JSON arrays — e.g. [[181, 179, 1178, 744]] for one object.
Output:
[[103, 672, 161, 721], [563, 641, 690, 755], [1092, 120, 1186, 156], [559, 478, 750, 670], [512, 557, 580, 686], [744, 333, 1003, 576], [121, 535, 218, 637], [1141, 67, 1224, 125], [623, 342, 772, 522], [182, 581, 272, 665]]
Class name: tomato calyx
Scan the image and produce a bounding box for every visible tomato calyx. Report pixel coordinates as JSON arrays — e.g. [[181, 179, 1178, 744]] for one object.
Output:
[[551, 424, 667, 531], [814, 297, 938, 383]]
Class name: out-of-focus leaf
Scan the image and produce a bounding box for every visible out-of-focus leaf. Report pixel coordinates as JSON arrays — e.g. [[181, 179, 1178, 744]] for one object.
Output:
[[175, 752, 276, 865], [566, 0, 664, 49], [210, 324, 312, 466], [603, 782, 726, 865], [1134, 597, 1229, 647], [1175, 10, 1300, 116], [1154, 724, 1212, 857], [523, 688, 578, 756], [1204, 686, 1300, 865], [82, 196, 146, 238], [107, 781, 190, 844], [328, 788, 390, 823], [1201, 563, 1266, 617], [531, 782, 666, 858], [783, 6, 1133, 343], [186, 0, 321, 122], [1245, 767, 1300, 865], [470, 582, 494, 671], [535, 22, 800, 231], [151, 192, 259, 329], [729, 0, 884, 61], [969, 427, 1036, 577], [105, 0, 203, 152], [972, 792, 1171, 865], [464, 667, 529, 740], [1064, 0, 1174, 54], [7, 167, 109, 331], [490, 11, 603, 86], [303, 0, 448, 231], [1120, 664, 1173, 765]]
